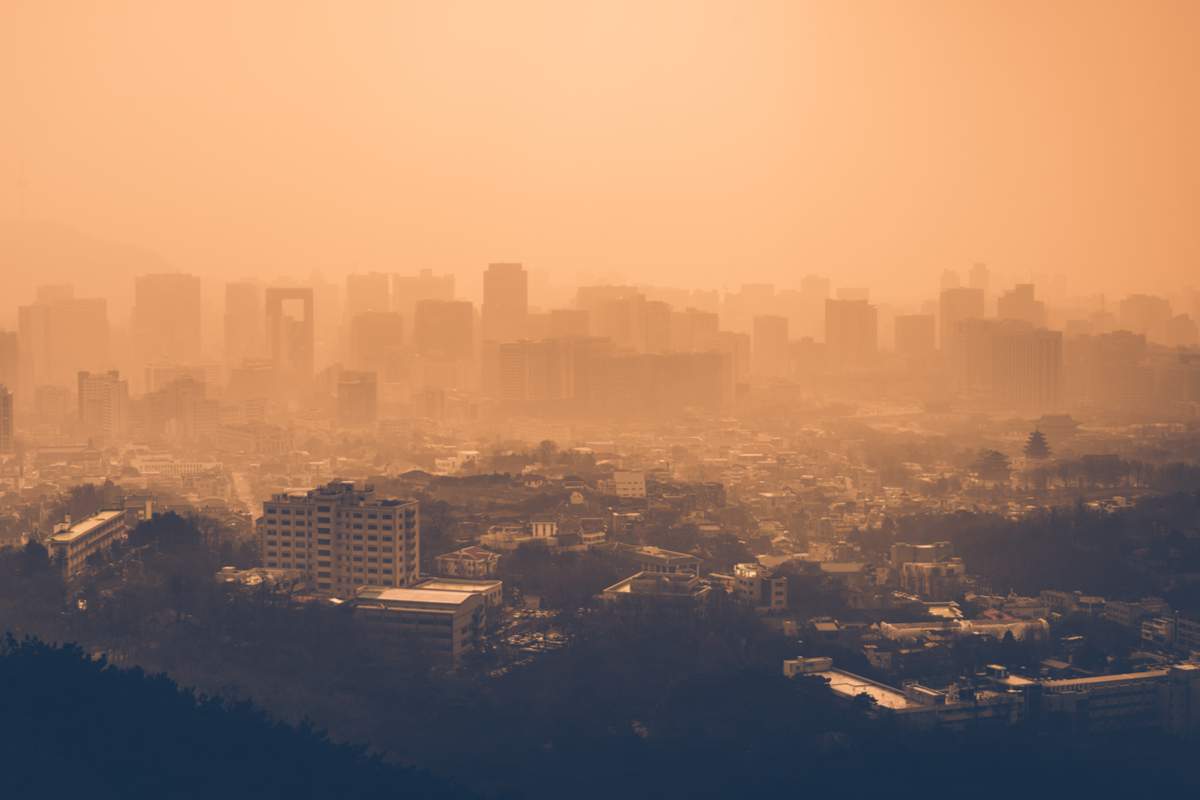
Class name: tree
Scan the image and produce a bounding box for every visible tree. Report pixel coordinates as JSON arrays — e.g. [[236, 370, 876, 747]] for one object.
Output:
[[1024, 430, 1051, 461]]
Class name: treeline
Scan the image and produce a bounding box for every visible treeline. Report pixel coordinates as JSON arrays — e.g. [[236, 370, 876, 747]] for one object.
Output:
[[893, 491, 1200, 602], [0, 636, 467, 799]]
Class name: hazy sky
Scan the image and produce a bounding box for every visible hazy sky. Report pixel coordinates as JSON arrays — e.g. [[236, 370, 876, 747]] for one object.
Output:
[[2, 0, 1198, 303]]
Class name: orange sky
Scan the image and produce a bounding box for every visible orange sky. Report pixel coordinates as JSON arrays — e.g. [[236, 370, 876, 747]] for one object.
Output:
[[2, 0, 1198, 303]]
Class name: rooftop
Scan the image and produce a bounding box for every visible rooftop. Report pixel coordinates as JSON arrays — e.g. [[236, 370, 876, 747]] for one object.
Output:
[[49, 510, 124, 544]]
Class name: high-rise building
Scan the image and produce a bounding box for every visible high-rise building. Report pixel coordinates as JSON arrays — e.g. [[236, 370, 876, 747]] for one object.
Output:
[[223, 282, 264, 366], [482, 263, 528, 343], [77, 370, 129, 443], [337, 371, 378, 428], [752, 315, 790, 378], [670, 308, 720, 353], [997, 284, 1047, 328], [345, 272, 392, 321], [894, 314, 936, 359], [18, 285, 110, 395], [133, 273, 203, 364], [992, 325, 1062, 411], [548, 308, 590, 339], [0, 332, 18, 396], [940, 286, 986, 387], [824, 299, 878, 367], [969, 262, 990, 295], [413, 300, 474, 359], [349, 311, 405, 375], [1119, 294, 1173, 343], [258, 481, 420, 596], [265, 287, 315, 393], [0, 385, 13, 453], [939, 287, 985, 351]]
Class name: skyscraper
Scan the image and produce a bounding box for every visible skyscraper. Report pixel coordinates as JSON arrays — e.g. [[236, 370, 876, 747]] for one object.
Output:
[[337, 370, 379, 428], [345, 272, 392, 321], [0, 385, 13, 453], [223, 281, 264, 366], [824, 299, 878, 367], [0, 332, 18, 398], [894, 314, 936, 359], [77, 370, 129, 443], [18, 285, 110, 394], [265, 287, 315, 389], [414, 300, 474, 360], [997, 284, 1047, 328], [349, 311, 406, 375], [133, 273, 203, 364], [939, 287, 986, 387], [752, 315, 790, 378], [482, 263, 528, 343]]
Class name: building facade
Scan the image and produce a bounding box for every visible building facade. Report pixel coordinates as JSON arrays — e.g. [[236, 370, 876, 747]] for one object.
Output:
[[258, 481, 419, 596]]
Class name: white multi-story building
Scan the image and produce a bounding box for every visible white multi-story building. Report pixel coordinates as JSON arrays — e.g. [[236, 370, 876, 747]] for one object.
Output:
[[258, 480, 419, 596], [613, 471, 646, 499], [48, 509, 129, 577]]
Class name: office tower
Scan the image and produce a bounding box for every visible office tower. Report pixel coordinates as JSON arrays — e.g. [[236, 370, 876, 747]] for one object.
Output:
[[997, 284, 1047, 328], [337, 371, 378, 428], [722, 283, 775, 333], [991, 325, 1062, 411], [133, 273, 203, 364], [223, 282, 263, 366], [1119, 294, 1173, 343], [591, 351, 728, 416], [1165, 315, 1199, 348], [752, 315, 790, 378], [717, 330, 751, 399], [345, 272, 392, 321], [670, 308, 720, 353], [17, 285, 110, 393], [77, 370, 129, 443], [482, 263, 528, 343], [0, 332, 18, 398], [644, 301, 672, 354], [790, 275, 831, 340], [413, 300, 474, 359], [34, 385, 72, 427], [894, 314, 936, 358], [392, 269, 454, 313], [835, 288, 870, 302], [0, 386, 12, 452], [548, 308, 590, 338], [258, 481, 419, 596], [824, 299, 878, 367], [265, 287, 315, 391], [349, 311, 405, 376], [939, 287, 985, 350], [969, 262, 990, 293]]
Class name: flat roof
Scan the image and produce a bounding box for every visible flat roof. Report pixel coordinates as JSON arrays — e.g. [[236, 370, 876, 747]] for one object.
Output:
[[49, 510, 123, 544], [1041, 669, 1168, 690], [814, 669, 911, 710], [415, 578, 502, 592], [355, 586, 478, 606]]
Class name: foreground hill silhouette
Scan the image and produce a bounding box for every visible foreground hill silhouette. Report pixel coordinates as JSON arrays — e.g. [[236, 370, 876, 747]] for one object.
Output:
[[0, 636, 471, 800]]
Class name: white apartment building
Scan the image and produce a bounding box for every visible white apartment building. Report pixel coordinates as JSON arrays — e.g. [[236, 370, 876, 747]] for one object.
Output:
[[48, 509, 129, 577], [258, 480, 419, 596], [613, 471, 647, 499]]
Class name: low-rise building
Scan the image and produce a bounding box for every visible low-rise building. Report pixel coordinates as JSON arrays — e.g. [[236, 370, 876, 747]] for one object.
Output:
[[414, 576, 504, 610], [352, 585, 483, 665], [47, 509, 130, 577], [435, 545, 501, 578], [600, 571, 712, 610]]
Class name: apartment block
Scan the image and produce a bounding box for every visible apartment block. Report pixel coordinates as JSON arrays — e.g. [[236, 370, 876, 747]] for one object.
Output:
[[258, 480, 419, 596]]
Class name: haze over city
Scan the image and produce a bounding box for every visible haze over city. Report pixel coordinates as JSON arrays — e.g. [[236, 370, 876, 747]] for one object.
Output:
[[2, 3, 1200, 800]]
